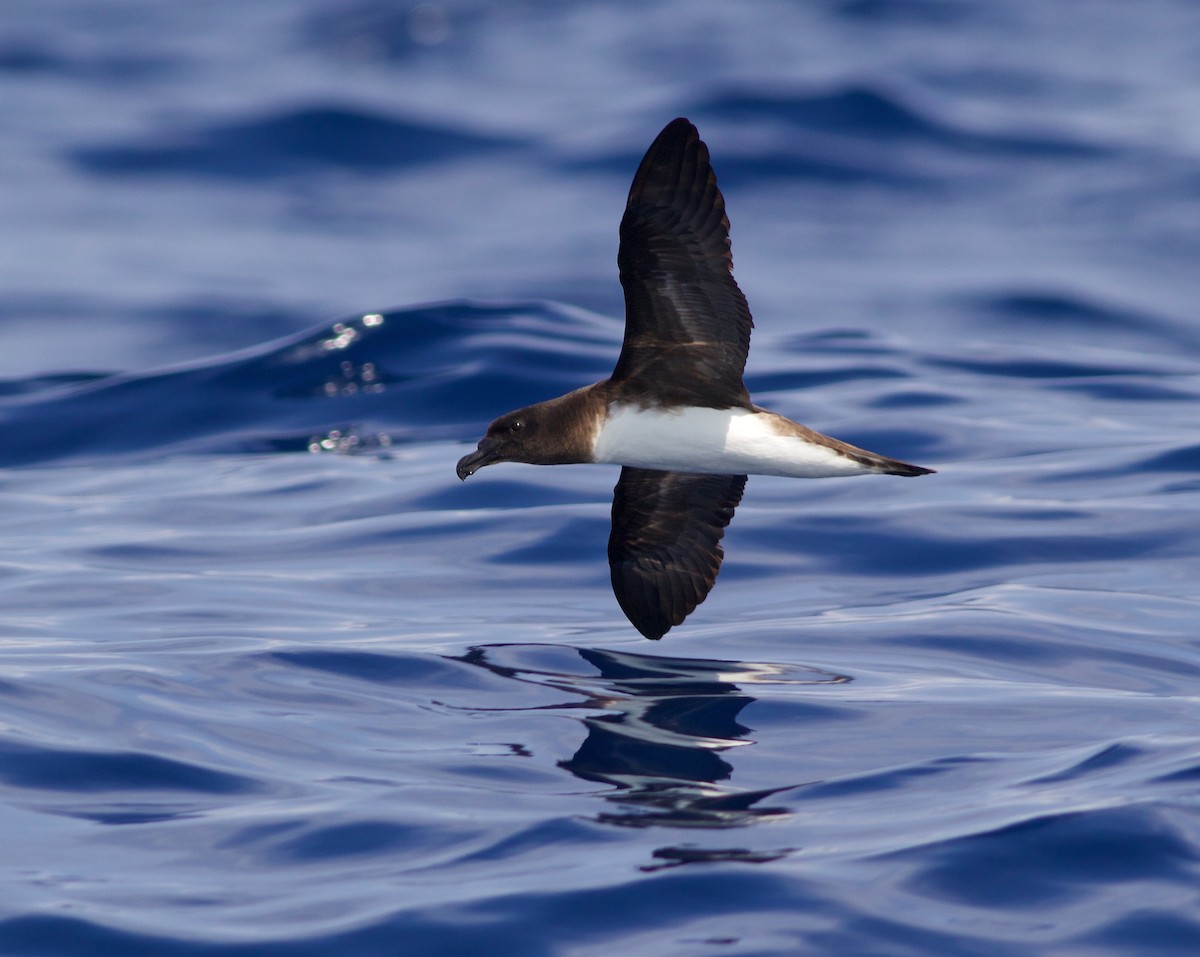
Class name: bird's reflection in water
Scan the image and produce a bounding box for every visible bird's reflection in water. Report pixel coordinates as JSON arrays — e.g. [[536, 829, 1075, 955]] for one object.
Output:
[[449, 644, 848, 842]]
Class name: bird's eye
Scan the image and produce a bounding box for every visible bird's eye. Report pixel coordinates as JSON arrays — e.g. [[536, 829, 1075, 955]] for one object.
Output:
[[509, 420, 524, 433]]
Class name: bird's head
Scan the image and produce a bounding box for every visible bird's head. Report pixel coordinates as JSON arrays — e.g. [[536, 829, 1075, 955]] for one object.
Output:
[[456, 390, 597, 480], [456, 408, 540, 480]]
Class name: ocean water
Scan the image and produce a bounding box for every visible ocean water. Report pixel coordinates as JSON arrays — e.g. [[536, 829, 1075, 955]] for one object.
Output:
[[3, 1, 1200, 954]]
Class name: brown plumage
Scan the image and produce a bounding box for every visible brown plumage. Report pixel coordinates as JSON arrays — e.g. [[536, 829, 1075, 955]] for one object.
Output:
[[457, 118, 933, 639]]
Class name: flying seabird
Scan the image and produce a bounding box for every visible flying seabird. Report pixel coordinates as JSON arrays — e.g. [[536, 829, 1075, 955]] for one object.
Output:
[[457, 117, 933, 639]]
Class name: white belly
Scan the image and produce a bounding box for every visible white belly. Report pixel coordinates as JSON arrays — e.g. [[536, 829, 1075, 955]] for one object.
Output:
[[592, 404, 867, 478]]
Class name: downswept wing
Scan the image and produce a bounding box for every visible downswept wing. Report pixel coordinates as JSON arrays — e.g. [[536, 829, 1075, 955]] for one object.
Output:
[[612, 118, 753, 409], [608, 467, 747, 639]]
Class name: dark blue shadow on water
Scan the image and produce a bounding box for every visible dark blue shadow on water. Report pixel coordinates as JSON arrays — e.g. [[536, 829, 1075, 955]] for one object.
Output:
[[0, 738, 262, 808], [894, 805, 1200, 908], [699, 86, 1107, 159], [71, 105, 522, 179]]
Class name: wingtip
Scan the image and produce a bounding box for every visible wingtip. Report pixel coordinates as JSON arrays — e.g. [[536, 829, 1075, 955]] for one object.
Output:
[[662, 116, 696, 136], [613, 585, 674, 639], [638, 117, 701, 171]]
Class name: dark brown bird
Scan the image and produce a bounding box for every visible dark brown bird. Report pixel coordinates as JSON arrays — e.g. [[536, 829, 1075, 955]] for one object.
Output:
[[458, 118, 933, 638]]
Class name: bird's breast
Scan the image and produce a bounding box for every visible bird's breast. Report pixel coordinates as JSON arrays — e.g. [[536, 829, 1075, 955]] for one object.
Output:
[[592, 404, 869, 478]]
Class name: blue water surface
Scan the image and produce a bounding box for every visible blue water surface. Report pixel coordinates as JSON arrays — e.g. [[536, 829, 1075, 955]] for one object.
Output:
[[2, 1, 1200, 954]]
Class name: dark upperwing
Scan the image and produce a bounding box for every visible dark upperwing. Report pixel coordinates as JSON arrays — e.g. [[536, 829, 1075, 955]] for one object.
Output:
[[608, 467, 748, 639], [611, 117, 754, 410]]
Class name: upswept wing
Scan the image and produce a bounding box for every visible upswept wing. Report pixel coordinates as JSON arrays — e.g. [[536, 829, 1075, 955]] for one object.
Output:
[[612, 118, 753, 409]]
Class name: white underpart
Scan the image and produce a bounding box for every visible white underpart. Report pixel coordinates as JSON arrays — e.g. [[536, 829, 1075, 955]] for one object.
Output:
[[592, 404, 872, 478]]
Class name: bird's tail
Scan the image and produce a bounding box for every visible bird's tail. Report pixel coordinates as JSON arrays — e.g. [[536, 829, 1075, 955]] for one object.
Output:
[[864, 453, 935, 477]]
